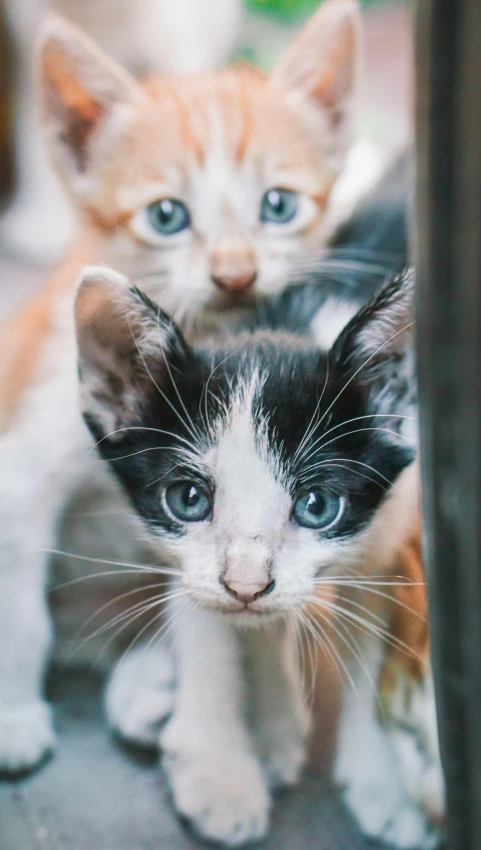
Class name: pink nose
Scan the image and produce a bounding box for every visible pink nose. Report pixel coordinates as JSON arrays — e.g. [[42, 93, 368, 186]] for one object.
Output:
[[211, 271, 257, 293], [220, 577, 275, 605]]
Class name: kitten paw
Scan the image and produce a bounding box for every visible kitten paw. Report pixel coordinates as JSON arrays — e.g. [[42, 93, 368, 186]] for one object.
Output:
[[161, 725, 270, 845], [105, 645, 175, 747], [341, 780, 436, 849], [0, 702, 55, 774]]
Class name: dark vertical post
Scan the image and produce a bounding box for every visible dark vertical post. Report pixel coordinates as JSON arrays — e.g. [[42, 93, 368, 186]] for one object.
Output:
[[415, 0, 481, 847]]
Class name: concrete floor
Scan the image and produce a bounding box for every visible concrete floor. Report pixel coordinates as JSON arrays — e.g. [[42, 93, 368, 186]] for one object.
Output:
[[0, 671, 387, 850]]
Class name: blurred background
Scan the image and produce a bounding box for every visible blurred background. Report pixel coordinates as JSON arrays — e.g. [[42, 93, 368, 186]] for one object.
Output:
[[240, 0, 411, 149]]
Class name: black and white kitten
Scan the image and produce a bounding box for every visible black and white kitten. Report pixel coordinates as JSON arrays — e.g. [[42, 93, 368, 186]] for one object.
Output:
[[74, 262, 439, 849]]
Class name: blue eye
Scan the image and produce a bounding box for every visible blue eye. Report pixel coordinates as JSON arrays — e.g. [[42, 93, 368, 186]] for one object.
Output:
[[292, 490, 344, 531], [260, 188, 298, 224], [165, 482, 212, 522], [147, 198, 191, 235]]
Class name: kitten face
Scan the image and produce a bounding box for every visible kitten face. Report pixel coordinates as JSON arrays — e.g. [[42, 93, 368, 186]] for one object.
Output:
[[38, 1, 360, 323], [76, 267, 417, 624]]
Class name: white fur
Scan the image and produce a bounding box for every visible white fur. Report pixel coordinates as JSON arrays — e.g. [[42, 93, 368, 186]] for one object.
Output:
[[1, 0, 242, 264], [310, 296, 359, 351], [0, 282, 167, 768], [0, 306, 91, 767], [333, 638, 435, 849], [105, 643, 175, 746], [159, 599, 271, 846], [386, 663, 445, 831]]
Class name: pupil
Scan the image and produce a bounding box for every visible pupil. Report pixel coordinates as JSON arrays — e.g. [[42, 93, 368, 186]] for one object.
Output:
[[183, 485, 199, 508], [307, 492, 324, 516], [158, 200, 173, 223]]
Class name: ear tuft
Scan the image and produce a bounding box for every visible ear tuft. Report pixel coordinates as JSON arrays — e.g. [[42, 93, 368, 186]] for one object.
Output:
[[332, 268, 415, 388], [270, 0, 361, 174], [75, 267, 187, 439], [75, 266, 130, 327], [37, 14, 145, 198]]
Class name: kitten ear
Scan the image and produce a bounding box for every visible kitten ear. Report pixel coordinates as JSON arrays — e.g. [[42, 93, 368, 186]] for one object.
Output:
[[332, 269, 415, 396], [269, 0, 361, 173], [37, 14, 146, 201], [75, 267, 188, 439]]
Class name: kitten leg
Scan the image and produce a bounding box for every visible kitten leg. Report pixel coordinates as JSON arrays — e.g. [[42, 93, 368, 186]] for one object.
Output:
[[0, 363, 96, 772], [384, 662, 445, 831], [0, 467, 82, 772], [334, 638, 435, 849], [159, 595, 270, 846], [0, 549, 54, 773], [105, 642, 176, 747], [246, 619, 310, 790]]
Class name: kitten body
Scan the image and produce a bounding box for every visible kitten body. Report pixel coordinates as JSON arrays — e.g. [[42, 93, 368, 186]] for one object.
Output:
[[75, 264, 440, 847], [0, 0, 362, 774]]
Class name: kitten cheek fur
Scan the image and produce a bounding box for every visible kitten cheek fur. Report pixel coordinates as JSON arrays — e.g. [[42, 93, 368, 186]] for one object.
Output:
[[76, 267, 417, 619]]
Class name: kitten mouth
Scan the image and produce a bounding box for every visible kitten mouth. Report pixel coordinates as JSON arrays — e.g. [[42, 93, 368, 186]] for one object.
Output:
[[227, 603, 278, 620], [209, 289, 258, 311], [201, 598, 276, 619]]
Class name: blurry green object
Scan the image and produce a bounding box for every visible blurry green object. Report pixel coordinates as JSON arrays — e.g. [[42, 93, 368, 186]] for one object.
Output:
[[246, 0, 390, 19], [246, 0, 319, 19]]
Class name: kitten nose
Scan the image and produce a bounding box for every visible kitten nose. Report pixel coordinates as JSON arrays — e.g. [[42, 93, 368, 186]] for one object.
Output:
[[220, 577, 275, 604], [210, 241, 257, 293], [211, 270, 257, 293]]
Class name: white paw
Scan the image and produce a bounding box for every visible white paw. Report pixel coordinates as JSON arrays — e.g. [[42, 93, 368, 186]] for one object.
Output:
[[0, 197, 76, 266], [105, 645, 175, 747], [342, 779, 435, 849], [389, 725, 445, 831], [421, 762, 445, 828], [0, 702, 55, 774], [161, 724, 270, 845]]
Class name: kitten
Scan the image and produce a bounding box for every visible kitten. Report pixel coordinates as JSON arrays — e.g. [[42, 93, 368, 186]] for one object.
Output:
[[0, 0, 242, 263], [0, 0, 361, 775], [75, 265, 442, 847]]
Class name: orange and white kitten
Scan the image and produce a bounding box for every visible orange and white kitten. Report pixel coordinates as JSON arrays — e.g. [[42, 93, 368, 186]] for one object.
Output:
[[0, 0, 242, 263], [0, 0, 360, 781]]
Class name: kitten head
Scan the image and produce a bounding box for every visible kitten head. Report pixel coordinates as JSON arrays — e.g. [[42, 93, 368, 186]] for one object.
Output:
[[76, 266, 417, 624], [39, 1, 361, 321]]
